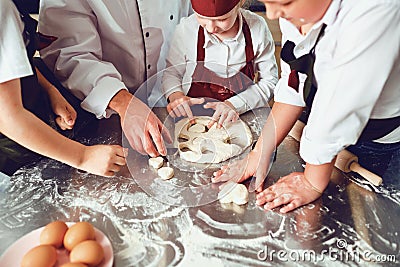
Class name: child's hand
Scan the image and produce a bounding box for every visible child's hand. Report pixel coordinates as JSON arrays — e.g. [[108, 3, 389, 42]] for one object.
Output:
[[203, 101, 239, 128], [79, 145, 127, 176], [212, 149, 269, 189], [212, 156, 256, 185], [167, 92, 204, 122], [255, 172, 324, 213], [48, 88, 77, 130]]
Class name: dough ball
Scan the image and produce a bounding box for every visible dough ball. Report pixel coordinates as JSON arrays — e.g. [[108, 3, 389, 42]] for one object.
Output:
[[231, 183, 249, 205], [220, 202, 246, 214], [148, 157, 164, 169], [219, 193, 233, 204], [218, 182, 249, 205], [158, 166, 174, 180], [217, 181, 236, 202]]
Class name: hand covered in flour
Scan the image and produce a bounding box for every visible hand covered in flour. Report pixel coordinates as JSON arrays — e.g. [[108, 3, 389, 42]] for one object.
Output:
[[212, 148, 273, 192], [167, 92, 205, 123], [203, 101, 239, 128], [255, 172, 324, 213]]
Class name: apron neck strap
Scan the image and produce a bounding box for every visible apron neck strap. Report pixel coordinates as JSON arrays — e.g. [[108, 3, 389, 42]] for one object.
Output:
[[196, 14, 254, 63]]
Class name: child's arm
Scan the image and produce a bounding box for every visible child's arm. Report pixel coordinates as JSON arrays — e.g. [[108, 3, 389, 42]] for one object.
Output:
[[251, 101, 332, 213], [36, 67, 76, 130], [255, 161, 334, 213], [0, 79, 126, 176], [213, 101, 331, 213], [213, 102, 303, 188]]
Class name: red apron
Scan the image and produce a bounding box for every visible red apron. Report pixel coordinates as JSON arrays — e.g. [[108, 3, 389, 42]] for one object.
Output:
[[187, 17, 255, 102]]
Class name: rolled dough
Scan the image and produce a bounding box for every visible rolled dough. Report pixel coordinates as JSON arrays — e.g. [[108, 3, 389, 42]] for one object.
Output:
[[174, 116, 252, 164]]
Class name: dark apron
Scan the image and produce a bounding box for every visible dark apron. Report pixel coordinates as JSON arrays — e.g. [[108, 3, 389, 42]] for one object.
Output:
[[187, 17, 255, 101], [281, 24, 400, 142], [0, 3, 54, 175]]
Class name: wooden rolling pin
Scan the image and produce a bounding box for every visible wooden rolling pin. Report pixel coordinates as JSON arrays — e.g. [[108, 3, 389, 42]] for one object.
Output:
[[288, 120, 383, 186], [335, 150, 382, 186]]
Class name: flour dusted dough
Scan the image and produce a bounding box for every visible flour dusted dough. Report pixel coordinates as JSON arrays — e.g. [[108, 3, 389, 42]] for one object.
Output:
[[188, 123, 207, 133], [218, 182, 249, 205], [158, 166, 174, 180], [175, 116, 252, 164], [148, 157, 164, 169]]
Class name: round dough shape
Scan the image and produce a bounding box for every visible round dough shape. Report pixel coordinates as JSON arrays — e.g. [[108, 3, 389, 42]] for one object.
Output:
[[158, 167, 174, 180], [218, 182, 249, 205], [148, 157, 164, 169], [174, 116, 252, 163]]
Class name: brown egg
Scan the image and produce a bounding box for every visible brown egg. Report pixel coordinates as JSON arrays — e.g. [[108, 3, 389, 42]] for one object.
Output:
[[70, 240, 104, 266], [40, 221, 69, 248], [63, 222, 95, 251], [21, 244, 57, 267], [60, 263, 88, 267]]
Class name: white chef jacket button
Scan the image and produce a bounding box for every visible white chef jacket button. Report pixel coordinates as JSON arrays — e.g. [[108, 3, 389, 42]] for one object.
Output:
[[170, 15, 174, 20], [145, 32, 150, 37], [298, 44, 304, 50]]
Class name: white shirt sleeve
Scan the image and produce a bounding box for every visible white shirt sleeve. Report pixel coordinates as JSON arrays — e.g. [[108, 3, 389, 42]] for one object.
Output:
[[300, 3, 400, 164], [39, 0, 126, 118], [227, 12, 278, 114], [0, 0, 33, 84], [162, 18, 193, 99]]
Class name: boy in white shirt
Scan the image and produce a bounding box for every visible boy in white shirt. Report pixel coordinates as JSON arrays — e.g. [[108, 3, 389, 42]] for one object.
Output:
[[213, 0, 400, 213], [163, 0, 278, 128], [0, 0, 126, 176]]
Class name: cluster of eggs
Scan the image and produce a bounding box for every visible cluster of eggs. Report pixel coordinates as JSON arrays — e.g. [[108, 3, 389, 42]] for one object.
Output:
[[21, 221, 104, 267]]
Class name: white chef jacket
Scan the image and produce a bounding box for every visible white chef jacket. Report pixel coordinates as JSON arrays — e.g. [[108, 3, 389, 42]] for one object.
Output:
[[38, 0, 192, 118], [162, 9, 278, 115], [0, 0, 32, 84], [274, 0, 400, 165]]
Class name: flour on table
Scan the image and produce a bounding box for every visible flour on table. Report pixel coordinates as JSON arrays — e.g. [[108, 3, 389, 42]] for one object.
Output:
[[174, 116, 252, 164]]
